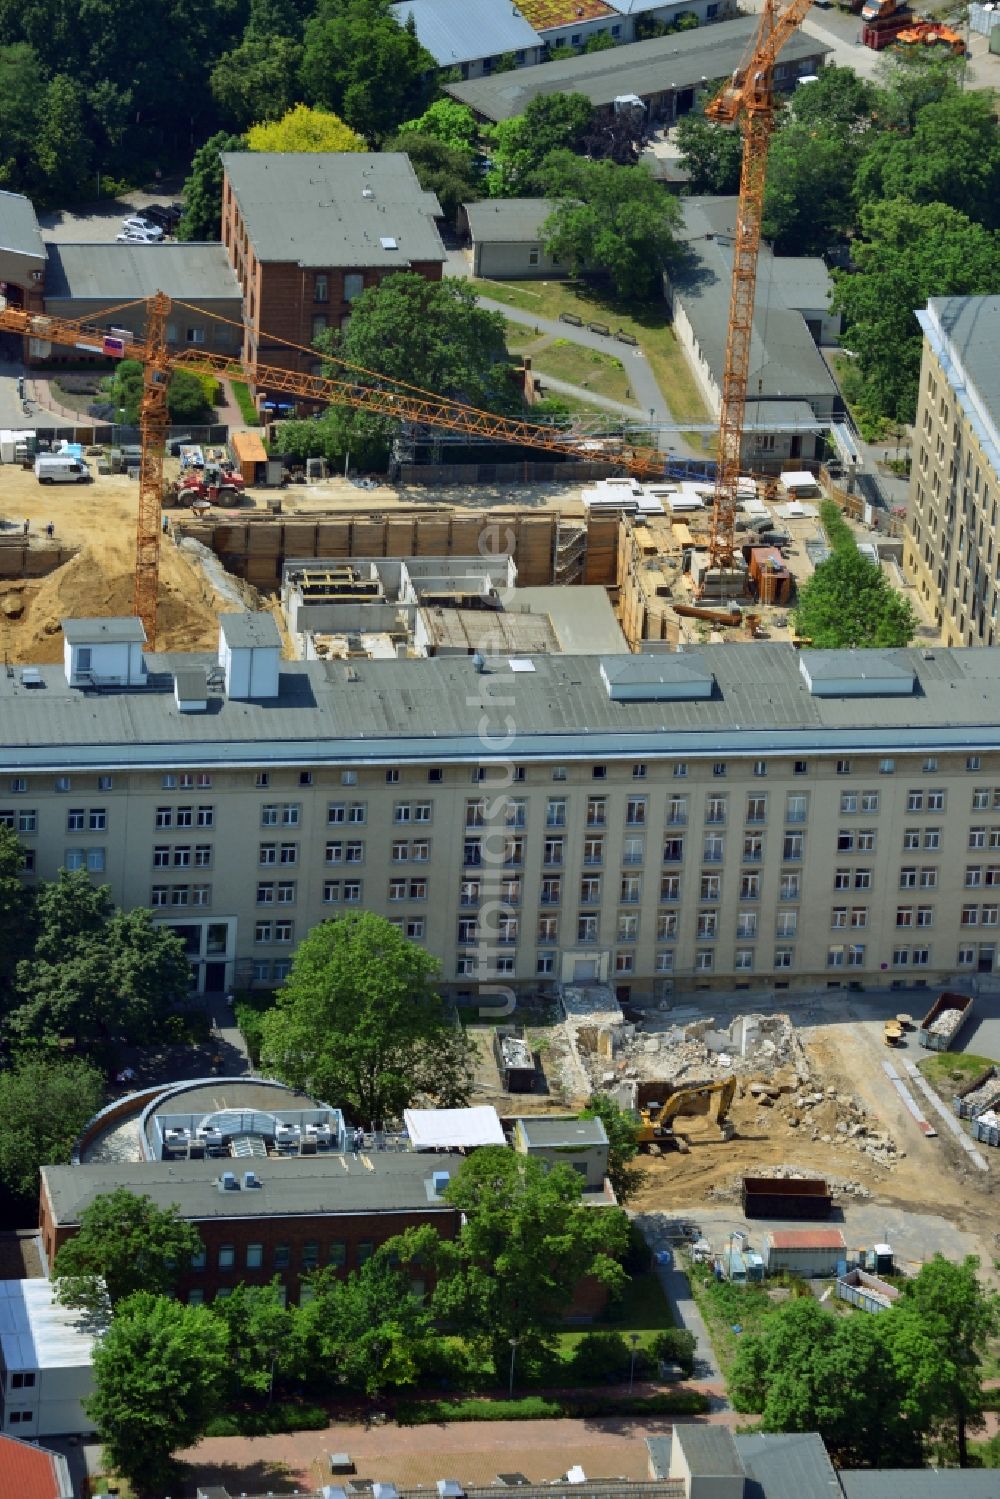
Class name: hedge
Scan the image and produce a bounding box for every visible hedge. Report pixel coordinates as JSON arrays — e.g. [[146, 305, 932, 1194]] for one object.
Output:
[[204, 1400, 328, 1436], [397, 1389, 709, 1425]]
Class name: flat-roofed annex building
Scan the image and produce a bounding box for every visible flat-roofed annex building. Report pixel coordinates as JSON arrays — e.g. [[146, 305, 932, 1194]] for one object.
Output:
[[904, 295, 1000, 647], [8, 611, 1000, 996]]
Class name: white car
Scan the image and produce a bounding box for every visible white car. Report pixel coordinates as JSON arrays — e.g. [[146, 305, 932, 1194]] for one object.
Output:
[[121, 215, 164, 240], [116, 229, 160, 244]]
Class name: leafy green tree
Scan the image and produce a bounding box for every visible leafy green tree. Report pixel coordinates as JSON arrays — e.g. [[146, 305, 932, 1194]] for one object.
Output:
[[833, 198, 997, 423], [34, 75, 90, 203], [0, 44, 46, 194], [398, 98, 478, 153], [178, 131, 245, 242], [874, 47, 964, 131], [87, 1294, 228, 1496], [384, 129, 481, 219], [0, 1056, 105, 1201], [210, 37, 303, 131], [299, 0, 432, 141], [209, 1280, 295, 1399], [581, 1093, 646, 1203], [674, 116, 742, 195], [53, 1189, 202, 1315], [854, 90, 1000, 230], [885, 1255, 1000, 1466], [537, 150, 681, 301], [112, 361, 214, 425], [246, 101, 365, 152], [794, 546, 917, 649], [427, 1147, 629, 1374], [763, 123, 859, 255], [485, 92, 593, 196], [296, 1249, 438, 1394], [787, 64, 877, 133], [9, 877, 191, 1051], [0, 825, 35, 999], [259, 911, 474, 1124]]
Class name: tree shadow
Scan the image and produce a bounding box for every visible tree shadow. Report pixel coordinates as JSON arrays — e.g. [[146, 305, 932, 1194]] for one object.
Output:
[[177, 1456, 301, 1494]]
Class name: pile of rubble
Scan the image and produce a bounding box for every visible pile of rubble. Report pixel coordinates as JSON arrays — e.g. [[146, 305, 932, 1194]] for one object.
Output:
[[584, 1009, 809, 1090], [959, 1069, 999, 1115], [747, 1078, 899, 1168], [710, 1164, 873, 1202]]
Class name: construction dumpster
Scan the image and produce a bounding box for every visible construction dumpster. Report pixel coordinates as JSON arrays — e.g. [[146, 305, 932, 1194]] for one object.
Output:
[[953, 1065, 998, 1119], [970, 1095, 1000, 1148], [742, 1176, 832, 1219], [837, 1267, 899, 1314], [917, 990, 975, 1051]]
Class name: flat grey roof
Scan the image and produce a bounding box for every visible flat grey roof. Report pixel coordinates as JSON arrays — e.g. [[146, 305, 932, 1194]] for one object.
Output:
[[220, 611, 281, 649], [601, 650, 711, 686], [43, 243, 241, 303], [518, 1116, 608, 1147], [803, 649, 914, 683], [671, 198, 838, 406], [42, 1150, 455, 1225], [0, 190, 45, 262], [673, 1426, 743, 1477], [464, 199, 558, 245], [391, 0, 541, 66], [510, 585, 626, 655], [222, 153, 445, 268], [734, 1433, 841, 1499], [840, 1473, 1000, 1499], [62, 616, 145, 644], [921, 296, 1000, 481], [9, 641, 1000, 772], [445, 19, 828, 119]]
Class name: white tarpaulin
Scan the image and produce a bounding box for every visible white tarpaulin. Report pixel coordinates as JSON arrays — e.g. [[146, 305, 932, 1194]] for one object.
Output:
[[780, 470, 821, 492], [404, 1106, 505, 1150]]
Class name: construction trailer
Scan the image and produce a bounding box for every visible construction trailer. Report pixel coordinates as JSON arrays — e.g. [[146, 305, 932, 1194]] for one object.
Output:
[[763, 1227, 847, 1277]]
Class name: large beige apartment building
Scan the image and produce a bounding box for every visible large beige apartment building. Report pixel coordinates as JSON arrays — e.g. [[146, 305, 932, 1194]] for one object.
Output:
[[6, 612, 1000, 999], [905, 295, 1000, 647]]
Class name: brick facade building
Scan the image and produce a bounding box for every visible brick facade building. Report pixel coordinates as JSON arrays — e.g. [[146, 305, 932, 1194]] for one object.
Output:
[[220, 153, 446, 402]]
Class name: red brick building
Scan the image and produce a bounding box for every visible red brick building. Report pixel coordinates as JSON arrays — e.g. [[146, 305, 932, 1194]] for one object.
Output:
[[220, 152, 446, 402]]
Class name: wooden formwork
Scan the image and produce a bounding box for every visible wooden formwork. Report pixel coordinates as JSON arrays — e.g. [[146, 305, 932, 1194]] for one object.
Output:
[[0, 541, 78, 579]]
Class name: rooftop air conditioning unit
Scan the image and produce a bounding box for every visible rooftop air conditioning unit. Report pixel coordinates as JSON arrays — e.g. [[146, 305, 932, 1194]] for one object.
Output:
[[220, 1171, 239, 1191], [243, 1170, 262, 1189]]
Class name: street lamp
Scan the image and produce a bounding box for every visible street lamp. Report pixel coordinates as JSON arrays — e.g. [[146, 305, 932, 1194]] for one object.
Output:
[[508, 1336, 520, 1398], [628, 1333, 641, 1394]]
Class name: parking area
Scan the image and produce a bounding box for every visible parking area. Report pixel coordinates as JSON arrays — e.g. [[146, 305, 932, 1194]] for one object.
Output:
[[37, 192, 182, 244]]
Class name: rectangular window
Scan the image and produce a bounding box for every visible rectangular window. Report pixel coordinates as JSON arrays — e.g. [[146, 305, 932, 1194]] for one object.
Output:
[[259, 843, 276, 865], [774, 947, 793, 969], [666, 796, 688, 825], [546, 799, 567, 827], [780, 872, 801, 899], [633, 762, 647, 779], [660, 874, 680, 901], [623, 835, 645, 865], [753, 759, 767, 778], [277, 881, 295, 904], [840, 792, 858, 814], [783, 833, 803, 860], [740, 873, 760, 899], [279, 843, 298, 864], [246, 1243, 263, 1268], [578, 913, 598, 942], [776, 911, 798, 938], [704, 835, 725, 863], [747, 795, 767, 823], [218, 1245, 235, 1268], [786, 794, 807, 823], [706, 796, 727, 824], [255, 772, 270, 788], [67, 808, 85, 831], [657, 912, 678, 941], [626, 796, 647, 825]]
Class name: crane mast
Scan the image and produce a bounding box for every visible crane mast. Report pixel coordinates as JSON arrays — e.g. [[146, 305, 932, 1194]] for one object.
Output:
[[705, 0, 815, 575]]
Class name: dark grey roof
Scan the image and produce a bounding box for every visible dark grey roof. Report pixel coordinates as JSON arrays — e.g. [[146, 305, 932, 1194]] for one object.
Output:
[[221, 153, 445, 268], [391, 0, 541, 66], [445, 20, 829, 119], [517, 1116, 608, 1147], [920, 296, 1000, 479], [672, 1426, 743, 1477], [601, 650, 711, 685], [220, 611, 281, 649], [464, 200, 558, 245], [0, 190, 45, 262], [41, 1150, 456, 1225], [173, 667, 208, 698], [839, 1472, 1000, 1499], [670, 198, 838, 407], [61, 617, 145, 644], [43, 243, 241, 302], [9, 642, 1000, 773], [735, 1433, 842, 1499], [801, 649, 914, 683]]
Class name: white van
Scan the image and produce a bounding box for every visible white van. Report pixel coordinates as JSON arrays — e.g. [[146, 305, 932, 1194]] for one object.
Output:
[[34, 454, 91, 484]]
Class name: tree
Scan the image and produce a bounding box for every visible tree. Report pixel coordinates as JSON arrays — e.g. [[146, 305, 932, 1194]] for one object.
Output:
[[427, 1147, 629, 1373], [0, 825, 35, 999], [537, 150, 681, 301], [794, 546, 917, 649], [0, 1056, 105, 1201], [832, 198, 997, 423], [209, 1280, 295, 1400], [398, 98, 478, 154], [259, 911, 474, 1124], [885, 1255, 1000, 1466], [295, 1249, 438, 1394], [178, 131, 245, 241], [33, 75, 90, 203], [674, 116, 742, 195], [210, 37, 303, 131], [874, 47, 965, 132], [854, 90, 1000, 230], [0, 44, 46, 195], [246, 102, 364, 152], [53, 1189, 201, 1315], [8, 876, 191, 1052], [787, 64, 878, 133], [299, 0, 432, 141], [581, 1093, 646, 1204], [485, 92, 593, 196], [87, 1294, 228, 1496], [383, 129, 482, 219], [763, 122, 860, 255]]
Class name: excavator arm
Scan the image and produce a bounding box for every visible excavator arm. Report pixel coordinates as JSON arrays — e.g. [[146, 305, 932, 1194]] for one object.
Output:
[[637, 1076, 737, 1146]]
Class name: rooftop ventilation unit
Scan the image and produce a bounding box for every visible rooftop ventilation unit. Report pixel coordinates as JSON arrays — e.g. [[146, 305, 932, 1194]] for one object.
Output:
[[432, 1170, 451, 1195], [220, 1170, 239, 1191], [243, 1169, 262, 1189], [19, 667, 43, 688]]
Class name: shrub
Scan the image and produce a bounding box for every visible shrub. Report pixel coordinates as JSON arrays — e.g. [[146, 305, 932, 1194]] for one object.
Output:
[[650, 1328, 697, 1376], [569, 1331, 631, 1382], [231, 380, 260, 427], [203, 1400, 328, 1436], [397, 1389, 708, 1424], [234, 991, 275, 1066]]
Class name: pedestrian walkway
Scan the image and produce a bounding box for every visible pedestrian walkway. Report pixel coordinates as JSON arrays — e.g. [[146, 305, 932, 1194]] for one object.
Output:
[[636, 1215, 727, 1398]]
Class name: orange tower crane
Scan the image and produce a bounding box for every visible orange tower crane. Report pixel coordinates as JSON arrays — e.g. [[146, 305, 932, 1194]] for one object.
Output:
[[704, 0, 815, 574], [0, 296, 670, 647]]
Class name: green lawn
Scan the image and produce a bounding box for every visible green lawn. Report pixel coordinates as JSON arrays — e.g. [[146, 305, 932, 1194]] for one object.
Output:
[[474, 276, 711, 425], [230, 379, 261, 427], [555, 1268, 675, 1356], [530, 338, 636, 408], [917, 1051, 997, 1105]]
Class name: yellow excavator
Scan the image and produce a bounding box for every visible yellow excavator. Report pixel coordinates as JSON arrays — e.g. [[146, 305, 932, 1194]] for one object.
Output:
[[636, 1077, 738, 1148]]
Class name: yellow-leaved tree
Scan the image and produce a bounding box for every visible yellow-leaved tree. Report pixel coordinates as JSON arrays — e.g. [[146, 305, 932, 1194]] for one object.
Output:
[[246, 104, 365, 153]]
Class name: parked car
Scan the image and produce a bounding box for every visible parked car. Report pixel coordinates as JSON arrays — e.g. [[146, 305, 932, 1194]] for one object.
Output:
[[141, 203, 182, 233], [116, 229, 160, 244], [121, 215, 164, 240]]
